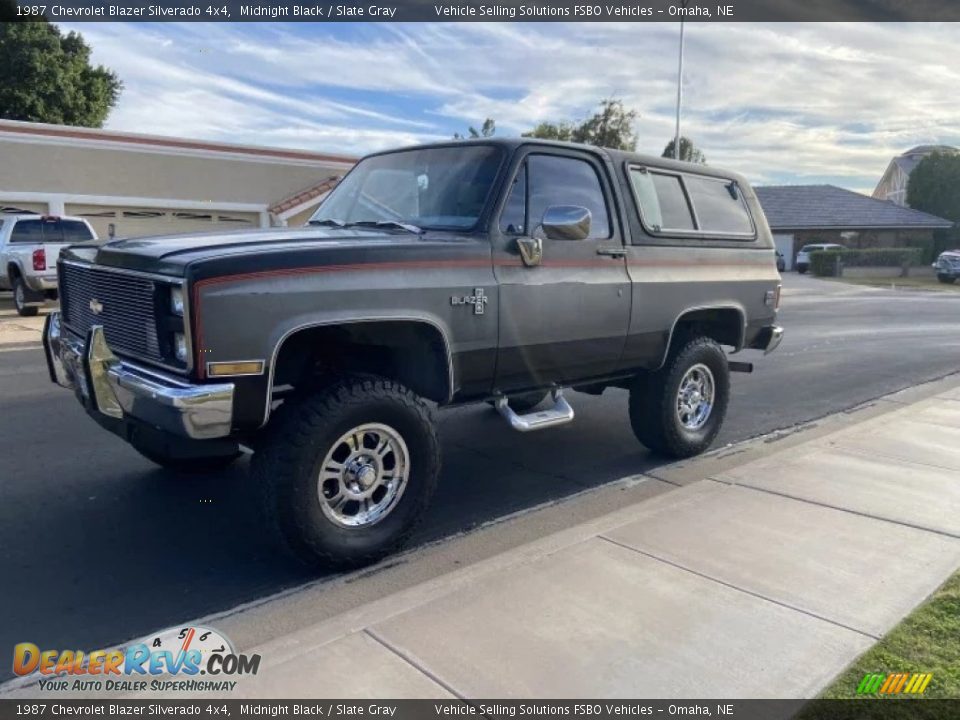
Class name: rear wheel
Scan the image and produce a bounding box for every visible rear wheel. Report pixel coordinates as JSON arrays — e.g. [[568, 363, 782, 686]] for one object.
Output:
[[13, 277, 39, 317], [937, 274, 956, 285], [797, 265, 808, 275], [252, 375, 440, 568], [629, 336, 730, 459]]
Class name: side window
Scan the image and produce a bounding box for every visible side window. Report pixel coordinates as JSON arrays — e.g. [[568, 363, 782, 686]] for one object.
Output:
[[630, 169, 695, 232], [527, 155, 611, 239], [499, 163, 527, 235], [684, 176, 754, 235], [61, 221, 95, 243], [10, 219, 44, 243]]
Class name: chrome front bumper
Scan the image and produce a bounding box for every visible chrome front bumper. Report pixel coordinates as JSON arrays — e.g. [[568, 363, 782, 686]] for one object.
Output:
[[43, 312, 235, 440]]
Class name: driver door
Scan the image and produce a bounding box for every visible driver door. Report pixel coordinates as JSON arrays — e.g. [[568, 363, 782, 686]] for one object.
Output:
[[492, 149, 632, 392]]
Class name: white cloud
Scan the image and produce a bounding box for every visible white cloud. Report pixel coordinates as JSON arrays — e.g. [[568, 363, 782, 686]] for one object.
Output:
[[65, 21, 960, 189]]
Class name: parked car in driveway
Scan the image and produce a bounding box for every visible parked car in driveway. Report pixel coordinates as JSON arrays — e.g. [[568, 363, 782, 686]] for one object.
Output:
[[933, 250, 960, 284], [795, 243, 844, 274], [43, 138, 783, 567], [0, 211, 97, 316]]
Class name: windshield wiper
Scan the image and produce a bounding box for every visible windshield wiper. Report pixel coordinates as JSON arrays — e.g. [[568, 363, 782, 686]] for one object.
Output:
[[347, 220, 424, 235], [307, 218, 347, 227]]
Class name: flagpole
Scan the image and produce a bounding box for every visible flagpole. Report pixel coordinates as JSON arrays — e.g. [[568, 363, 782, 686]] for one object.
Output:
[[674, 19, 685, 160]]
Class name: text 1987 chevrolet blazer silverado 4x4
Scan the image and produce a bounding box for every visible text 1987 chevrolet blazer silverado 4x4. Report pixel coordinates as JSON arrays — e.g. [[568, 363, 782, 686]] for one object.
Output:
[[43, 139, 783, 567]]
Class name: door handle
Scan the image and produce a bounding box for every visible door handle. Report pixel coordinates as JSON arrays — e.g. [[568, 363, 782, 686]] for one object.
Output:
[[596, 247, 627, 258]]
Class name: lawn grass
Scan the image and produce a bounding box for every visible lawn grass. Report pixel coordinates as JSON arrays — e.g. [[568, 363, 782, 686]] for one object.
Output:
[[823, 275, 960, 292], [796, 571, 960, 720], [818, 570, 960, 700]]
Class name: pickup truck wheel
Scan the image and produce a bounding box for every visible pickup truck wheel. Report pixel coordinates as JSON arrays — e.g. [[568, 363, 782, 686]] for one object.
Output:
[[937, 274, 956, 284], [13, 278, 39, 317], [629, 336, 730, 459], [133, 445, 242, 474], [253, 376, 440, 569]]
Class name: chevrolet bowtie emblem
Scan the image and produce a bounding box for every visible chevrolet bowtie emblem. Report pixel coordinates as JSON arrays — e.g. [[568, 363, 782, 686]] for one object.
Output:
[[89, 298, 104, 315], [450, 288, 488, 316]]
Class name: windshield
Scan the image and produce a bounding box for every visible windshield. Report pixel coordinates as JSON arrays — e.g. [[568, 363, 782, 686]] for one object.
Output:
[[311, 145, 503, 231]]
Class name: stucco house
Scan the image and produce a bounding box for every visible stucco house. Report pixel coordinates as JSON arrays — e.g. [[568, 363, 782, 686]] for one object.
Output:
[[872, 145, 958, 207], [756, 184, 954, 271], [0, 119, 355, 240]]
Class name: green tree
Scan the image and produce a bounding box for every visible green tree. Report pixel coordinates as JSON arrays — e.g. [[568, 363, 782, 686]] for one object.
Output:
[[0, 18, 121, 127], [454, 118, 496, 140], [523, 121, 576, 142], [524, 98, 639, 151], [907, 151, 960, 222], [662, 136, 706, 163]]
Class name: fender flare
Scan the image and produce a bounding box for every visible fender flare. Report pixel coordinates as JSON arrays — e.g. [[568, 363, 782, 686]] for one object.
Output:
[[260, 314, 455, 427], [655, 304, 747, 370]]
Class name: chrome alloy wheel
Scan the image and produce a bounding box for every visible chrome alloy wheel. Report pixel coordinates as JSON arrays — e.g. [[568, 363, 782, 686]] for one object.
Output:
[[14, 283, 24, 311], [317, 423, 410, 528], [675, 363, 715, 431]]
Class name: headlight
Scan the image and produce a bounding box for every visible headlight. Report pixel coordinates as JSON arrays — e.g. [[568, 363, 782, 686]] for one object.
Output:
[[170, 286, 184, 316], [173, 333, 188, 363]]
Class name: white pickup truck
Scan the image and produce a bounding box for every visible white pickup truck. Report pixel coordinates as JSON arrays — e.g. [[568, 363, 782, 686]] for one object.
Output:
[[0, 212, 97, 316]]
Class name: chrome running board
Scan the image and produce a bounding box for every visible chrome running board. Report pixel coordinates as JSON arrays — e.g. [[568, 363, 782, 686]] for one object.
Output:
[[495, 388, 575, 432]]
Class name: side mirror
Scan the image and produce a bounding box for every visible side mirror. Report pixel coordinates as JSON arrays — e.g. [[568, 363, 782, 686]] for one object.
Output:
[[541, 205, 591, 241]]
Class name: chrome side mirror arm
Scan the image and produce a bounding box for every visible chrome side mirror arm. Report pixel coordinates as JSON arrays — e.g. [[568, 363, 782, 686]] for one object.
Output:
[[516, 236, 543, 267]]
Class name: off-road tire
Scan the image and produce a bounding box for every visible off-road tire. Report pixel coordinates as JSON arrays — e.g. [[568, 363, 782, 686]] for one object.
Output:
[[937, 274, 956, 285], [797, 266, 807, 275], [487, 391, 548, 414], [133, 445, 242, 474], [252, 375, 440, 569], [13, 277, 39, 317], [629, 336, 730, 459]]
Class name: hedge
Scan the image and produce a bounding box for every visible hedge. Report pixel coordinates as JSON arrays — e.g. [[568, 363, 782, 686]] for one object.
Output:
[[809, 247, 923, 277]]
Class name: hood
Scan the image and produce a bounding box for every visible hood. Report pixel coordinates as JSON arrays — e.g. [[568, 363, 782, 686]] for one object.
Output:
[[63, 226, 433, 275]]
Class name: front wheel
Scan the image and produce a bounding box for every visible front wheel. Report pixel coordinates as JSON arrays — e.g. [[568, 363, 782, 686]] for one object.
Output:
[[937, 274, 956, 285], [629, 336, 730, 459], [13, 278, 39, 317], [252, 376, 440, 568]]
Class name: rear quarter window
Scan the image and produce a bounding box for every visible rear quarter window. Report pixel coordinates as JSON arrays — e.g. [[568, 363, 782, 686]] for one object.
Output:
[[683, 176, 754, 236], [629, 170, 695, 231]]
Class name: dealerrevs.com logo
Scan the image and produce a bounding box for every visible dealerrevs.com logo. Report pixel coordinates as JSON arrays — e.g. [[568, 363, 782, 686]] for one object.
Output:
[[12, 626, 260, 693]]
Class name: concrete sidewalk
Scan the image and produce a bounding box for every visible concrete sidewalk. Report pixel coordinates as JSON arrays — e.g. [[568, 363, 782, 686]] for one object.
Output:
[[0, 294, 49, 349], [232, 384, 960, 699]]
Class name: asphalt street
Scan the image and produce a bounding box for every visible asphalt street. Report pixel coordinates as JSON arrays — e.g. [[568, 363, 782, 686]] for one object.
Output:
[[2, 273, 960, 673]]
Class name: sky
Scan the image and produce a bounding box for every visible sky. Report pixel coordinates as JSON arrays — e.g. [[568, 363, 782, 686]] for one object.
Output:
[[63, 21, 960, 193]]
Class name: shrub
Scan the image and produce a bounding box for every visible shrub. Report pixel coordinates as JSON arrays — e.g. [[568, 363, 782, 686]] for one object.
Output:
[[809, 248, 923, 277]]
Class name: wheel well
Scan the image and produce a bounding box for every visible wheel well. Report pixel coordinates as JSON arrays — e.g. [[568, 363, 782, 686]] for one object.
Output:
[[272, 321, 452, 404], [7, 263, 21, 283], [669, 307, 745, 355]]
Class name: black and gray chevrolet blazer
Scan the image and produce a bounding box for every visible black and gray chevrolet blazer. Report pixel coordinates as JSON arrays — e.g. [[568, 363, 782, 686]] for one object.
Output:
[[44, 138, 783, 567]]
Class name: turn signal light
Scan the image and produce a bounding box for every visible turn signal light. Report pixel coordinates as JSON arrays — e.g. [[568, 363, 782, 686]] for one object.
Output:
[[207, 361, 265, 377], [32, 249, 46, 271]]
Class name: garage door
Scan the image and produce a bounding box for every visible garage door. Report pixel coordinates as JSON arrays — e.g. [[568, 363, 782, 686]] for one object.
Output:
[[773, 234, 794, 271], [2, 202, 48, 215], [66, 205, 259, 240]]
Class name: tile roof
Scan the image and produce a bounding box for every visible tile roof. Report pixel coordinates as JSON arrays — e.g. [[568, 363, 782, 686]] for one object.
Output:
[[754, 184, 954, 231], [269, 176, 341, 215]]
